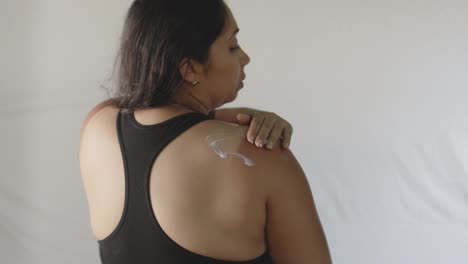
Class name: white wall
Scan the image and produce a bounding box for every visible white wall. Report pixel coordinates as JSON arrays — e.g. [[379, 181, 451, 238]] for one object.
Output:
[[1, 0, 467, 263]]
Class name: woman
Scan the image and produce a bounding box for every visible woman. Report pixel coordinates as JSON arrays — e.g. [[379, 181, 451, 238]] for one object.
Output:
[[79, 0, 332, 263]]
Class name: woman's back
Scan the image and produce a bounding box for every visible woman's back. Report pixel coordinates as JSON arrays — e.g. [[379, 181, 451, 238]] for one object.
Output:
[[79, 105, 331, 263], [80, 105, 272, 262]]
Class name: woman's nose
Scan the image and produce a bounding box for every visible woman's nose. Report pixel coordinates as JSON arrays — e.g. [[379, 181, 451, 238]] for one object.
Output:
[[241, 50, 251, 66]]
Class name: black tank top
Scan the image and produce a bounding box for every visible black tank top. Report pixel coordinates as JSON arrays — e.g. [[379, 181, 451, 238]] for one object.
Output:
[[97, 109, 273, 264]]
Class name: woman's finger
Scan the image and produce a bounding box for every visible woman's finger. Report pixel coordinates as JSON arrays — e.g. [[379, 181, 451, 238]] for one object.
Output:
[[254, 116, 277, 147], [247, 115, 265, 144], [281, 125, 293, 149], [266, 123, 285, 149]]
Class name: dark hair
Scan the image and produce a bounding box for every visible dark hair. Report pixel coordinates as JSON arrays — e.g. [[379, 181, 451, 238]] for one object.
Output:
[[104, 0, 228, 112]]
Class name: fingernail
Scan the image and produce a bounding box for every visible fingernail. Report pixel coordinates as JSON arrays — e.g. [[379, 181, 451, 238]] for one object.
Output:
[[256, 140, 263, 147], [248, 137, 253, 143], [267, 144, 273, 149]]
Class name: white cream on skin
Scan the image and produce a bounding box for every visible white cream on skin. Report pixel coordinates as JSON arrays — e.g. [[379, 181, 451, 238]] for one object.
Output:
[[205, 133, 256, 167]]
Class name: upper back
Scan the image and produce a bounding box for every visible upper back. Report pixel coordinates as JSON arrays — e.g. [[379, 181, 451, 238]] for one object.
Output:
[[79, 103, 332, 263], [79, 105, 272, 262]]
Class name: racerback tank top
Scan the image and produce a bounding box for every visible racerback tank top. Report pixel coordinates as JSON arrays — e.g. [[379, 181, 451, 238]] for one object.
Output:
[[97, 109, 273, 264]]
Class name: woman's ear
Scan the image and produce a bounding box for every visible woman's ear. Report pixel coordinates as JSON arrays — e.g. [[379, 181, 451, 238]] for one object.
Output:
[[179, 58, 199, 83]]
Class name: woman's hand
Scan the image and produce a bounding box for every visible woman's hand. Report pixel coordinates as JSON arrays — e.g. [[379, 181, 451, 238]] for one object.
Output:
[[211, 107, 293, 150]]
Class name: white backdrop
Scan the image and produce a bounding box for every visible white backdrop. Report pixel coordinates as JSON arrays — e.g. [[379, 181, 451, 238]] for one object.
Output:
[[1, 0, 467, 263]]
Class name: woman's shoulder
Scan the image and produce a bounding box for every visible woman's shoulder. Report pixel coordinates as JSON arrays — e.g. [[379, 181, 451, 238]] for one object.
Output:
[[193, 119, 297, 181], [80, 99, 119, 139]]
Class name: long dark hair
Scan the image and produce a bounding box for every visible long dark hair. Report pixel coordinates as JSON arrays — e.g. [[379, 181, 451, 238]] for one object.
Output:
[[104, 0, 228, 112]]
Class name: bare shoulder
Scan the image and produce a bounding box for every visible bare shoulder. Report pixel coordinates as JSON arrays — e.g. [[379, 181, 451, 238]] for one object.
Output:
[[79, 101, 121, 182], [79, 99, 117, 138], [190, 120, 274, 199], [194, 120, 293, 196], [195, 119, 294, 175]]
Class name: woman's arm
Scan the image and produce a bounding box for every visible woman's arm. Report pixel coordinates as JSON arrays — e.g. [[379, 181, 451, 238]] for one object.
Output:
[[262, 147, 333, 263]]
